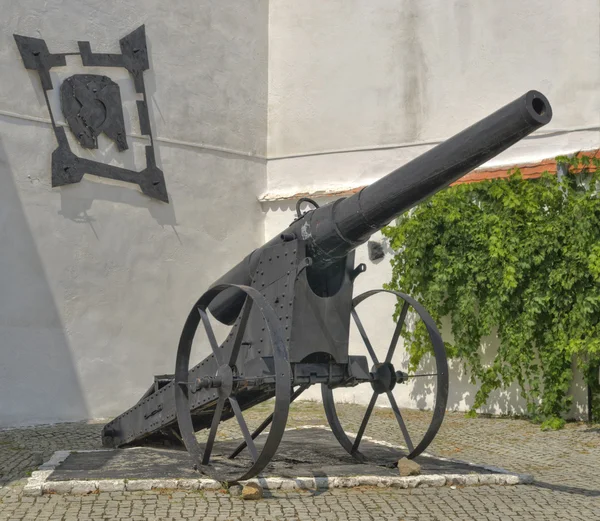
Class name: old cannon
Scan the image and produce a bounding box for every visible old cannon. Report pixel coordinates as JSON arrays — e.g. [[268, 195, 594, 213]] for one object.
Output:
[[102, 91, 552, 482]]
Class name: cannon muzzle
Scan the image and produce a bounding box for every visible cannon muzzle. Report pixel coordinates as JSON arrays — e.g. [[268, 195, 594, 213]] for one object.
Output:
[[210, 90, 552, 323]]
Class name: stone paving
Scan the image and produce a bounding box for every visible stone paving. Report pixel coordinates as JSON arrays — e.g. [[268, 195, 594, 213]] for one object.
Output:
[[1, 401, 599, 520]]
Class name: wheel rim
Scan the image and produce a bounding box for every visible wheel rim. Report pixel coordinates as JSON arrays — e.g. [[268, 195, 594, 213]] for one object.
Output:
[[175, 284, 291, 483], [322, 289, 448, 461]]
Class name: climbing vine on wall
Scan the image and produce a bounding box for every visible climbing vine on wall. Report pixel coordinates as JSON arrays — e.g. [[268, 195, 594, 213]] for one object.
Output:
[[382, 156, 600, 424]]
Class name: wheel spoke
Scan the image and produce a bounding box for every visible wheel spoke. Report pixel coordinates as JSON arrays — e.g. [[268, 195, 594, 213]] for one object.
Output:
[[202, 395, 226, 465], [351, 309, 379, 365], [228, 396, 258, 463], [385, 301, 409, 363], [387, 392, 414, 453], [198, 308, 222, 366], [351, 392, 378, 453], [228, 299, 253, 367], [407, 373, 438, 378], [229, 385, 307, 459]]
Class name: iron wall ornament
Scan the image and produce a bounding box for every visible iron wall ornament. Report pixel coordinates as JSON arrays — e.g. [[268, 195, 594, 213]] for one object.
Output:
[[102, 91, 553, 483], [13, 26, 168, 203], [60, 75, 128, 151]]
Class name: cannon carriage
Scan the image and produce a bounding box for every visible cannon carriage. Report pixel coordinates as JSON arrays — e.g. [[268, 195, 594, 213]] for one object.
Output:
[[102, 91, 552, 483]]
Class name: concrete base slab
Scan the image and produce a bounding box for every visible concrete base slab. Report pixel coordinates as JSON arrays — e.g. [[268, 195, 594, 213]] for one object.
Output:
[[24, 427, 533, 495]]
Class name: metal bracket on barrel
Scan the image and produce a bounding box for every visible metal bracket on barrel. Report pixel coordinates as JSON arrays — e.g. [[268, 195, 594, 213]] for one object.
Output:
[[296, 257, 313, 278]]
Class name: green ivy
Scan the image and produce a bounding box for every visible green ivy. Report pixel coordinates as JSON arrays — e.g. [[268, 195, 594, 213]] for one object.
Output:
[[540, 417, 566, 431], [382, 156, 600, 422]]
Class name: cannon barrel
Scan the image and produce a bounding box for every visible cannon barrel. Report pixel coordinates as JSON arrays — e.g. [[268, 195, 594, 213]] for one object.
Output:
[[209, 90, 552, 324]]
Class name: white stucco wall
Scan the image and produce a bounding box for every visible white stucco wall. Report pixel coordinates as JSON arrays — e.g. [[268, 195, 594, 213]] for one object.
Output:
[[1, 0, 598, 427], [267, 0, 600, 197], [264, 0, 600, 418], [0, 0, 268, 427]]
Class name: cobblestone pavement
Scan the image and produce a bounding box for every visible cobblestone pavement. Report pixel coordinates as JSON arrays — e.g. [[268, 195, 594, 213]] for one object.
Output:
[[1, 401, 599, 520]]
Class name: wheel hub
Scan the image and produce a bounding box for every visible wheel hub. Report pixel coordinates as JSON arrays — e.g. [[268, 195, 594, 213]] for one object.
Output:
[[215, 364, 233, 398], [370, 362, 397, 394]]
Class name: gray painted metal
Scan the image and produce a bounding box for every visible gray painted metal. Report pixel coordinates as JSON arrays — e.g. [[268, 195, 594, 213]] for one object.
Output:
[[322, 290, 449, 462], [103, 91, 553, 483], [175, 284, 291, 482], [208, 91, 552, 324], [102, 240, 302, 450]]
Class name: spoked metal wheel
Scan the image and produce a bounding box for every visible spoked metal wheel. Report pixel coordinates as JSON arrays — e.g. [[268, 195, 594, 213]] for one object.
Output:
[[175, 284, 291, 483], [322, 289, 448, 462]]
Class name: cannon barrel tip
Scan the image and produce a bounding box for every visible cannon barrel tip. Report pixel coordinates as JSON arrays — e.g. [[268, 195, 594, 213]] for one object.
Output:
[[524, 90, 552, 125]]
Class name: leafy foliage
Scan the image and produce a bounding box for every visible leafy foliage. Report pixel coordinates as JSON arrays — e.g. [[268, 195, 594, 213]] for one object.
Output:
[[382, 156, 600, 421], [540, 417, 566, 431]]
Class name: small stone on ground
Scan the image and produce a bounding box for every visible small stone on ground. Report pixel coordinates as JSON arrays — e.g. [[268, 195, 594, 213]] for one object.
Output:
[[242, 482, 263, 500], [398, 456, 421, 476], [228, 484, 243, 496]]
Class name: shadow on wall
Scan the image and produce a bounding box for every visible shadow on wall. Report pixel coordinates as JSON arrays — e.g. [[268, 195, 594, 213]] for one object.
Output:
[[58, 176, 176, 230], [54, 133, 176, 230], [408, 329, 587, 420], [406, 320, 531, 417], [4, 116, 177, 230], [408, 354, 519, 414], [0, 138, 88, 427]]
